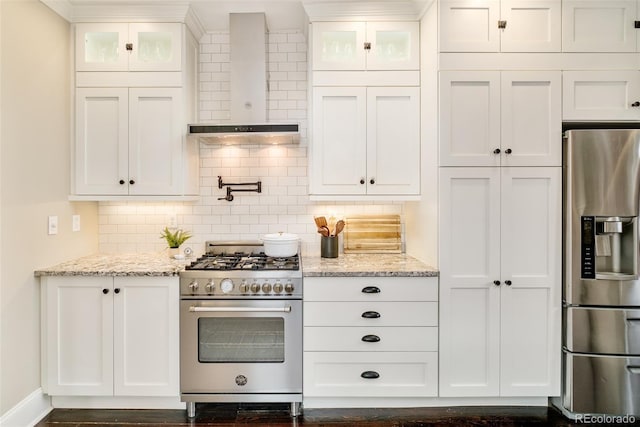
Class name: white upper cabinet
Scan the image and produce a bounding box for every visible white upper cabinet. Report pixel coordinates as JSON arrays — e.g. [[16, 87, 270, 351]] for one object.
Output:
[[562, 0, 638, 52], [563, 70, 640, 120], [311, 86, 420, 197], [312, 21, 419, 70], [76, 23, 182, 71], [76, 87, 184, 196], [500, 71, 562, 166], [440, 70, 561, 167], [439, 0, 561, 52]]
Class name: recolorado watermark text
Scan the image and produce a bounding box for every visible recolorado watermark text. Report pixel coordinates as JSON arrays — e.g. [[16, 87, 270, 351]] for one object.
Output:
[[575, 414, 637, 424]]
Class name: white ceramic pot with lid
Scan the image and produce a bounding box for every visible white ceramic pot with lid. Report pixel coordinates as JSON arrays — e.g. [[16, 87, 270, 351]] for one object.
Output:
[[262, 232, 300, 257]]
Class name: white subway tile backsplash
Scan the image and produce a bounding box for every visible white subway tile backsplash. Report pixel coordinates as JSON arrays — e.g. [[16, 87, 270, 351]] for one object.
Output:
[[97, 29, 404, 256]]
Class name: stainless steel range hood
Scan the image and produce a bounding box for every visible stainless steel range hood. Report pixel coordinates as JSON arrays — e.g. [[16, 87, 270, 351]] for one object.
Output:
[[189, 13, 300, 145]]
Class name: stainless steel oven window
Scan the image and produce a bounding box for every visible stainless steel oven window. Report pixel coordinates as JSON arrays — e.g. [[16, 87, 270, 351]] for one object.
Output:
[[198, 317, 285, 363]]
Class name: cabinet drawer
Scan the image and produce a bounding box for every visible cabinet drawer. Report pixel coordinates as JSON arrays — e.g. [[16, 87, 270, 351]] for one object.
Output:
[[303, 351, 438, 397], [304, 327, 437, 352], [304, 302, 437, 326], [304, 277, 437, 301]]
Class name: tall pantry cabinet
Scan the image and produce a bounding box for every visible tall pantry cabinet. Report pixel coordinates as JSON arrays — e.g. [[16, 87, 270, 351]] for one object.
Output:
[[437, 0, 562, 399]]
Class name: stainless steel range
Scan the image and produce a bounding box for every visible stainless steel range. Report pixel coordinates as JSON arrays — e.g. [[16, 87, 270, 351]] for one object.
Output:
[[179, 241, 302, 418]]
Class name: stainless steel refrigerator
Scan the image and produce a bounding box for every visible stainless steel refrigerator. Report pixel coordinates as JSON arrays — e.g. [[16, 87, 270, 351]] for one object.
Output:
[[561, 129, 640, 416]]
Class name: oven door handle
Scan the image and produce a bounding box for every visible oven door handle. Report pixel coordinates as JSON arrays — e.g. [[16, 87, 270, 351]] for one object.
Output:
[[188, 306, 292, 313]]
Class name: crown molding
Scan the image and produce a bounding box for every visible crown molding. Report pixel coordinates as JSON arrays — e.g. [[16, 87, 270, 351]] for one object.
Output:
[[40, 0, 204, 38], [70, 4, 191, 23], [302, 0, 427, 21]]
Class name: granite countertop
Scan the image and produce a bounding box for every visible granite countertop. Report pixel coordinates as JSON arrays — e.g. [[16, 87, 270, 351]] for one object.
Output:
[[35, 252, 438, 278], [302, 253, 438, 277], [34, 252, 189, 277]]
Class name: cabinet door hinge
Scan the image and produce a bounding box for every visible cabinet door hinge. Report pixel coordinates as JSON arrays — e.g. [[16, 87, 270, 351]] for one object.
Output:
[[364, 42, 371, 51], [498, 20, 507, 29], [126, 43, 133, 51]]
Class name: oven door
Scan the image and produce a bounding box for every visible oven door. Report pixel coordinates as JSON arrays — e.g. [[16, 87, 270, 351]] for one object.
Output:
[[180, 299, 302, 394]]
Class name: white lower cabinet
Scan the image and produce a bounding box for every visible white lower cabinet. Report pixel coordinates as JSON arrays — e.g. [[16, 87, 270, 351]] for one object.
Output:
[[303, 277, 438, 400], [41, 276, 179, 397], [438, 167, 561, 397]]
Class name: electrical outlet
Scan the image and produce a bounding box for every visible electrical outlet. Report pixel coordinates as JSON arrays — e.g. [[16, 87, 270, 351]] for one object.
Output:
[[72, 215, 81, 232], [48, 216, 58, 235], [168, 213, 178, 228]]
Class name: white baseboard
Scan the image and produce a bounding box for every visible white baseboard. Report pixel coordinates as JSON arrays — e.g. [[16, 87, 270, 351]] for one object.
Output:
[[51, 395, 185, 409], [0, 388, 52, 427], [302, 396, 550, 409]]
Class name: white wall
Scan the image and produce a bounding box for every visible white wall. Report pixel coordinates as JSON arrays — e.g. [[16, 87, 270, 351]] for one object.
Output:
[[98, 29, 405, 256], [0, 0, 99, 416]]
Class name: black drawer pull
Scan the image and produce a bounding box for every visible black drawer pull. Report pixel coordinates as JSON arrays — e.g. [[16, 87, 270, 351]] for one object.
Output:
[[361, 334, 381, 343], [361, 286, 381, 294], [362, 311, 381, 319], [361, 371, 380, 379]]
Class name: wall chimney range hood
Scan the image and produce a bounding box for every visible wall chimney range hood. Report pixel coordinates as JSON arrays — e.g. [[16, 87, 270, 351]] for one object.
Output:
[[189, 13, 300, 145]]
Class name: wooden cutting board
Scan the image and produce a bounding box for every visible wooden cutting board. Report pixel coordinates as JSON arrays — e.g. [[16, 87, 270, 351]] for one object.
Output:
[[343, 215, 402, 253]]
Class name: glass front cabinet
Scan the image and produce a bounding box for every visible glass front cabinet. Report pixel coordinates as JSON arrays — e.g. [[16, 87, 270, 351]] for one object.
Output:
[[76, 22, 182, 72], [312, 21, 419, 71]]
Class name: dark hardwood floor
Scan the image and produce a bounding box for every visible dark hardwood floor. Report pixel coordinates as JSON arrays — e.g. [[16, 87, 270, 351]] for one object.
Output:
[[34, 403, 614, 427]]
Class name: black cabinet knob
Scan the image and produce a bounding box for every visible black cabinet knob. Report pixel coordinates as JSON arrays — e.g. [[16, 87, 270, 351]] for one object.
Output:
[[361, 371, 380, 379], [119, 179, 125, 185], [114, 288, 121, 294], [362, 311, 381, 319], [493, 148, 501, 154], [129, 179, 135, 185], [505, 148, 512, 154], [493, 280, 501, 286], [505, 280, 512, 286], [360, 179, 365, 185], [361, 334, 381, 343], [361, 286, 381, 294], [369, 178, 375, 185], [632, 101, 640, 107], [102, 288, 109, 294]]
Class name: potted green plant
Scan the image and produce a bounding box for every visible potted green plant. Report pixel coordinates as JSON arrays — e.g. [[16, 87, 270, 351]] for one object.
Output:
[[160, 227, 192, 258]]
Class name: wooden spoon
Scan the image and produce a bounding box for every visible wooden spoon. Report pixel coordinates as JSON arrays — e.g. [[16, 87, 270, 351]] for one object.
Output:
[[314, 216, 327, 228], [334, 220, 345, 236]]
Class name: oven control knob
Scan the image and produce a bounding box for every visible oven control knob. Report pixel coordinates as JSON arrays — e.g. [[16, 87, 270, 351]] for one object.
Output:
[[273, 282, 284, 294], [188, 280, 199, 293], [284, 282, 295, 294], [250, 282, 260, 293], [262, 283, 272, 293], [205, 280, 215, 294], [239, 281, 249, 294], [220, 278, 234, 294]]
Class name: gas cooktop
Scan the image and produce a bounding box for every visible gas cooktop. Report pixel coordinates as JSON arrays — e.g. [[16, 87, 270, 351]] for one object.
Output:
[[185, 252, 299, 271]]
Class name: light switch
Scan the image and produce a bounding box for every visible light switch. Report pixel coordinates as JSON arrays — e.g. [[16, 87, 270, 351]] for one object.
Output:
[[48, 216, 58, 235], [72, 215, 81, 232]]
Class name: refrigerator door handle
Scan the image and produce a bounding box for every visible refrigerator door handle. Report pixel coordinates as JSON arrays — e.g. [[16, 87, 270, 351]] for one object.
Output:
[[626, 366, 640, 374]]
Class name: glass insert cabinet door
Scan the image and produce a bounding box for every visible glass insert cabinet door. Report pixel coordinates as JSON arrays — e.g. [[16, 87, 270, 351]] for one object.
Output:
[[312, 21, 419, 71], [76, 23, 182, 72], [312, 22, 367, 70], [366, 22, 420, 70]]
